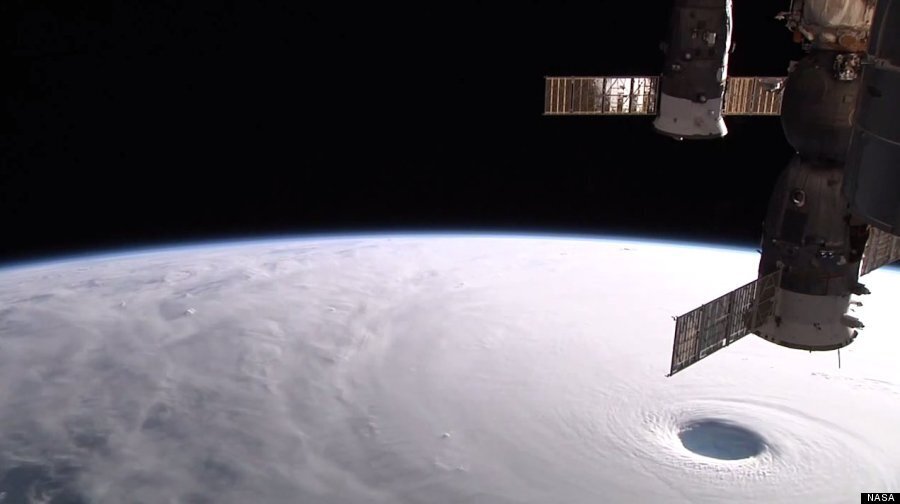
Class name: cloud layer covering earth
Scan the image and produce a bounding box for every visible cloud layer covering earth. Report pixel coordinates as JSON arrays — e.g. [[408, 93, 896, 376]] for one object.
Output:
[[0, 235, 898, 503]]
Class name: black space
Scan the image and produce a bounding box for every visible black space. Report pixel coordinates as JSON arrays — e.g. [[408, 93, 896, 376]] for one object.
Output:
[[1, 1, 803, 264]]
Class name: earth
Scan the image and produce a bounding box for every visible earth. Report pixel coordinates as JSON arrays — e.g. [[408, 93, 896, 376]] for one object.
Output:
[[0, 234, 898, 503]]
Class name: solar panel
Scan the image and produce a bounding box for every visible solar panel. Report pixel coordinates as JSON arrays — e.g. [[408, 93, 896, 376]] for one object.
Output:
[[668, 268, 781, 376], [543, 77, 658, 115], [723, 76, 786, 116], [860, 227, 900, 276], [544, 75, 785, 116]]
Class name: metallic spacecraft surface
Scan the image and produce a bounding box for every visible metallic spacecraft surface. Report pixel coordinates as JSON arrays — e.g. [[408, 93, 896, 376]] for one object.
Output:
[[653, 0, 734, 139], [842, 0, 900, 233], [544, 0, 900, 376]]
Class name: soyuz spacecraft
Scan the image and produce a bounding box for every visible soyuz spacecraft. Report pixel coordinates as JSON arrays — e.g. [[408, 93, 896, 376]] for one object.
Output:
[[544, 0, 900, 375]]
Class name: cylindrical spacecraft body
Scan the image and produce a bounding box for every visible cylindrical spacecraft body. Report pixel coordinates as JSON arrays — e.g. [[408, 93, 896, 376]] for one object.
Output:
[[653, 0, 732, 140], [842, 0, 900, 233], [779, 50, 861, 163], [755, 0, 877, 352], [756, 156, 866, 350], [759, 157, 864, 296]]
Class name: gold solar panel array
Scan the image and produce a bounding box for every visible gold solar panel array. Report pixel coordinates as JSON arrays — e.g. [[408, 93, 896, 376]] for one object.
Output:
[[543, 77, 658, 115], [544, 75, 786, 116], [722, 76, 786, 116]]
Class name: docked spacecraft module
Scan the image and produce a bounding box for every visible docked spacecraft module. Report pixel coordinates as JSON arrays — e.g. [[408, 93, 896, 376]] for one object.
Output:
[[543, 0, 900, 376]]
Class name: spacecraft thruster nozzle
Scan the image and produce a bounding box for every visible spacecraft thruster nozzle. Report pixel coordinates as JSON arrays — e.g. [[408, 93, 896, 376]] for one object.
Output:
[[755, 157, 864, 351]]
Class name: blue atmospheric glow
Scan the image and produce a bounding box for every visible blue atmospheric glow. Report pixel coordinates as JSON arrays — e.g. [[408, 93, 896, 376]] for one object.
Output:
[[0, 230, 766, 274]]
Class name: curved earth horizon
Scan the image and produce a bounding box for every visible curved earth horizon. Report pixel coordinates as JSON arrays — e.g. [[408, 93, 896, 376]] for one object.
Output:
[[0, 234, 897, 503]]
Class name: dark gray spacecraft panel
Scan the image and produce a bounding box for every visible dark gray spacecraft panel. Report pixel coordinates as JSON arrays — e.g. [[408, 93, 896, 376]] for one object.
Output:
[[843, 0, 900, 233]]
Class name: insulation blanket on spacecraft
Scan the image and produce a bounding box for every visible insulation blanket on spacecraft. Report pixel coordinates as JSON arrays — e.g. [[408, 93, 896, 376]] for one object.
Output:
[[802, 0, 873, 28]]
